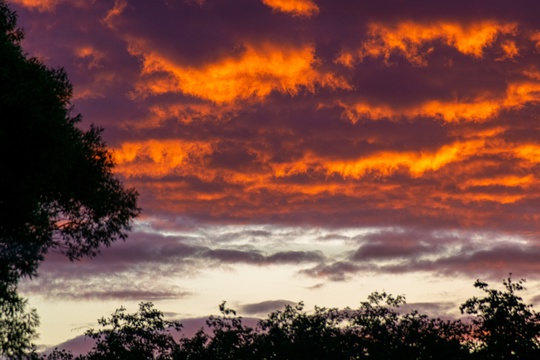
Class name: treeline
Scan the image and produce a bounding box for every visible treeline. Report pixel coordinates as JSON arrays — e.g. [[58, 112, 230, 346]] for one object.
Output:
[[36, 277, 540, 360]]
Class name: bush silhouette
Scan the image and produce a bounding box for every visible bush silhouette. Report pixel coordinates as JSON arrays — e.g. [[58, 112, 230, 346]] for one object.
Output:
[[41, 276, 540, 360]]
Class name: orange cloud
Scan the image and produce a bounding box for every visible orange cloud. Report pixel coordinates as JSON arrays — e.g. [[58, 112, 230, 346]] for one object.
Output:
[[504, 82, 540, 107], [9, 0, 57, 11], [74, 46, 105, 69], [262, 0, 319, 17], [70, 45, 117, 100], [113, 137, 538, 194], [113, 136, 540, 215], [523, 68, 540, 80], [103, 0, 127, 28], [532, 32, 540, 50], [113, 140, 214, 178], [453, 193, 525, 204], [114, 140, 278, 190], [123, 103, 240, 129], [415, 99, 500, 122], [337, 21, 517, 66], [335, 80, 540, 123], [338, 99, 501, 123], [498, 40, 519, 60], [10, 0, 86, 11], [129, 42, 350, 103], [463, 175, 535, 188], [513, 144, 540, 163], [325, 139, 485, 178], [270, 139, 485, 179], [72, 72, 116, 100]]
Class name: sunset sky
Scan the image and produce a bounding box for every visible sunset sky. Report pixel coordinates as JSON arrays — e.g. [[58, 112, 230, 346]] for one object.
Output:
[[11, 0, 540, 348]]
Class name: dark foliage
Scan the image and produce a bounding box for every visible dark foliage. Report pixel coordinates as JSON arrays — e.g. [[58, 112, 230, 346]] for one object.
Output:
[[460, 276, 540, 359], [0, 0, 140, 286], [0, 283, 39, 359], [40, 276, 540, 360], [0, 1, 139, 357], [177, 302, 257, 360], [348, 292, 469, 360], [83, 302, 182, 360]]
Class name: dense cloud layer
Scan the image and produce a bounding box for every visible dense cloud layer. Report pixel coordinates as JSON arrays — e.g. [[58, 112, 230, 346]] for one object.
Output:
[[10, 0, 540, 314]]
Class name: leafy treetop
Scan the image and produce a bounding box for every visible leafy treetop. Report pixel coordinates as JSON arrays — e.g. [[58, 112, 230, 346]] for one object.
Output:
[[0, 0, 140, 286], [41, 276, 540, 360]]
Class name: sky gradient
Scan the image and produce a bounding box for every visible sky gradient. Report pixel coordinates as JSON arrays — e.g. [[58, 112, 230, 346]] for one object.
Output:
[[10, 0, 540, 348]]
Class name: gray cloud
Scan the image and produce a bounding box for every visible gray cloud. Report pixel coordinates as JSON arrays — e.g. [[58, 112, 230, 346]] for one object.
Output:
[[397, 302, 459, 319], [22, 228, 327, 301], [299, 261, 365, 282], [239, 300, 297, 315], [20, 275, 191, 301]]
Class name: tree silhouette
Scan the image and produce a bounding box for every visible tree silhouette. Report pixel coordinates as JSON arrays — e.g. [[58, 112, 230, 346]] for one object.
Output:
[[254, 302, 357, 359], [0, 0, 140, 286], [38, 276, 540, 360], [460, 276, 540, 359], [177, 302, 256, 360], [347, 292, 468, 359], [0, 1, 139, 356], [0, 284, 39, 358], [84, 302, 182, 360]]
